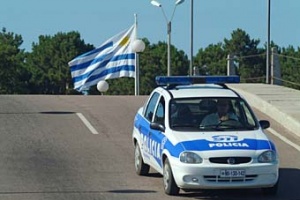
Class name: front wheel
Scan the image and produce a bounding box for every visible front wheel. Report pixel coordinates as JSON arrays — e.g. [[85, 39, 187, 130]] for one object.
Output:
[[134, 143, 150, 175], [163, 158, 179, 195]]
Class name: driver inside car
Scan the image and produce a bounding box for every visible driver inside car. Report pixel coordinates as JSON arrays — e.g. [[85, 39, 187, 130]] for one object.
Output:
[[200, 99, 238, 127]]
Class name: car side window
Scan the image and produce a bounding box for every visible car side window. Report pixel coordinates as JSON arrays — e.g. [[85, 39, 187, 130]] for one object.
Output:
[[144, 92, 160, 122], [154, 97, 165, 125]]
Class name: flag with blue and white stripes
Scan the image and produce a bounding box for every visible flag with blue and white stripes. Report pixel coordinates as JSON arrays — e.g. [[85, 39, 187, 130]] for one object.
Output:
[[68, 24, 136, 92]]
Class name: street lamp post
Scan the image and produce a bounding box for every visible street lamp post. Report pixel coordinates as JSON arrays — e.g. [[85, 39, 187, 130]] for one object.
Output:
[[190, 0, 194, 76], [151, 0, 184, 76], [266, 0, 271, 84], [167, 21, 171, 76]]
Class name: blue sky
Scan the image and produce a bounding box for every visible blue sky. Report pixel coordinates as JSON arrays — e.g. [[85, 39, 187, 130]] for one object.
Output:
[[1, 0, 299, 57]]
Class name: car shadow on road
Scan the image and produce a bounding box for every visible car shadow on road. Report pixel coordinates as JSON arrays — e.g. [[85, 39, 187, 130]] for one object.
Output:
[[107, 189, 157, 194], [146, 172, 163, 178], [175, 168, 300, 200]]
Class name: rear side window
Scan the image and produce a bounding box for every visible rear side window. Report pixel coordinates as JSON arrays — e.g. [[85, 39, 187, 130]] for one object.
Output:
[[153, 97, 165, 125], [144, 92, 160, 122]]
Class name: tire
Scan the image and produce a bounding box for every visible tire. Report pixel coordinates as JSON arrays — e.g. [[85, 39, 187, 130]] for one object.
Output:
[[134, 143, 150, 175], [262, 181, 278, 196], [163, 158, 180, 195]]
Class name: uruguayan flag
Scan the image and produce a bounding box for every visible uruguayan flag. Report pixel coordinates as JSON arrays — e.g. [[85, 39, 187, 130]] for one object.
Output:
[[68, 25, 136, 91]]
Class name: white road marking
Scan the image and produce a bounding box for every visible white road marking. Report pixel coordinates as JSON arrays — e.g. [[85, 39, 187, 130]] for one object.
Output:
[[269, 128, 300, 152], [76, 113, 99, 134]]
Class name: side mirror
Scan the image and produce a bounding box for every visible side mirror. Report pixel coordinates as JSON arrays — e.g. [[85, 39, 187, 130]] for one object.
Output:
[[259, 120, 270, 129], [150, 122, 165, 132]]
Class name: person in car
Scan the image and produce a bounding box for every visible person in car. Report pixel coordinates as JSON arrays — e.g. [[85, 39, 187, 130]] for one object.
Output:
[[200, 99, 238, 126]]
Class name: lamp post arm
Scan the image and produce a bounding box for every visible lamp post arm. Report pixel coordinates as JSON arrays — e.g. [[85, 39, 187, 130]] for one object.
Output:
[[170, 5, 178, 22], [160, 7, 169, 24]]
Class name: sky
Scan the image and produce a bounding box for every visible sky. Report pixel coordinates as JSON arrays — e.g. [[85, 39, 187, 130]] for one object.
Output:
[[1, 0, 300, 57]]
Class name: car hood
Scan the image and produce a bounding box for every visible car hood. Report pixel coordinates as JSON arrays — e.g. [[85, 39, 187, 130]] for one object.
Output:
[[168, 130, 275, 154]]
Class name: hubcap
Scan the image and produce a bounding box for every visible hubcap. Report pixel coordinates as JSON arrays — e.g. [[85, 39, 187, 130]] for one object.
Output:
[[164, 165, 170, 190], [135, 146, 140, 170]]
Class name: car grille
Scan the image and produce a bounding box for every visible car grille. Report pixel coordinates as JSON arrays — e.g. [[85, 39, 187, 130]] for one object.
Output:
[[209, 157, 252, 164], [204, 175, 257, 183]]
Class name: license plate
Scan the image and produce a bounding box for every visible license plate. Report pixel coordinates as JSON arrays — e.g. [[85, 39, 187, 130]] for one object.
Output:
[[220, 169, 245, 178]]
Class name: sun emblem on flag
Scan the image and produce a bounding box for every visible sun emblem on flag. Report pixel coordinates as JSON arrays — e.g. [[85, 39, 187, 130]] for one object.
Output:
[[119, 36, 130, 47]]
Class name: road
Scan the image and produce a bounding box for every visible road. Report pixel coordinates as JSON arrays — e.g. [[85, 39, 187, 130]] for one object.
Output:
[[0, 95, 299, 200]]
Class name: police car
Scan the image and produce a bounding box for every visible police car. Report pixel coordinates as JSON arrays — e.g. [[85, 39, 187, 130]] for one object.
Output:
[[132, 76, 279, 196]]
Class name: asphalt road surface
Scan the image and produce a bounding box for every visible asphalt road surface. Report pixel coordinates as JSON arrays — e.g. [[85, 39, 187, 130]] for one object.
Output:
[[0, 95, 299, 200]]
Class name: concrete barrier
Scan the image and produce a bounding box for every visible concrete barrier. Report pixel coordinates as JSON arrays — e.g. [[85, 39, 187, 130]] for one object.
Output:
[[229, 84, 300, 138]]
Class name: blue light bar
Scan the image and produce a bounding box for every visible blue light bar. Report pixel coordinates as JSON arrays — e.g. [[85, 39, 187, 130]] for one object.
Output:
[[156, 75, 240, 86]]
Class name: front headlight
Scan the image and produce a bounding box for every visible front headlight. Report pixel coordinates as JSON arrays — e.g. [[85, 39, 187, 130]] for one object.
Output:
[[180, 152, 203, 164], [258, 150, 277, 163]]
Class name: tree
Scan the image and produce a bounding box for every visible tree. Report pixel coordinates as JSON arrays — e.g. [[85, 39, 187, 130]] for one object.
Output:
[[137, 40, 189, 95], [223, 29, 265, 83], [26, 31, 94, 94], [194, 43, 227, 75], [0, 28, 28, 94], [1, 28, 299, 94], [279, 46, 300, 90]]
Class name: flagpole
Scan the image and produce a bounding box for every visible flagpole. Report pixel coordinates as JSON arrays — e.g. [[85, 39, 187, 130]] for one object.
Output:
[[134, 14, 140, 96]]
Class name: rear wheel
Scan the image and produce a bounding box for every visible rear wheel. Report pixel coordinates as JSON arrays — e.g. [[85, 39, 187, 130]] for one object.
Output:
[[163, 158, 179, 195], [134, 143, 150, 175]]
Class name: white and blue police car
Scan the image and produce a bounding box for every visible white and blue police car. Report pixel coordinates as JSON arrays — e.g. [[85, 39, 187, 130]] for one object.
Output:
[[132, 76, 279, 196]]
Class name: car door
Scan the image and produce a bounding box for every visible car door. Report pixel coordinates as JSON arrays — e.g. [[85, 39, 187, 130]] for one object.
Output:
[[150, 96, 166, 171], [138, 92, 160, 165]]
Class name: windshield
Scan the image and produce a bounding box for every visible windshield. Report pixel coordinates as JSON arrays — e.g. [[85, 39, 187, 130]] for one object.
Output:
[[169, 97, 258, 131]]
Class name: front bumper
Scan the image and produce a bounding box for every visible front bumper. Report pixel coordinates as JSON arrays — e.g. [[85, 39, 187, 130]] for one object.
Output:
[[171, 160, 279, 190]]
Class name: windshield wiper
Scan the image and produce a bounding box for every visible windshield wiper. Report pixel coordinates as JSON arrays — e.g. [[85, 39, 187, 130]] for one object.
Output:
[[199, 123, 252, 131], [243, 126, 257, 130], [199, 124, 224, 131], [172, 124, 197, 128]]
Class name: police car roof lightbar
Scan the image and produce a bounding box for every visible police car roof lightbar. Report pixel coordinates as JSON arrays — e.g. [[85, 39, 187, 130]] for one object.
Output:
[[156, 75, 240, 86]]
